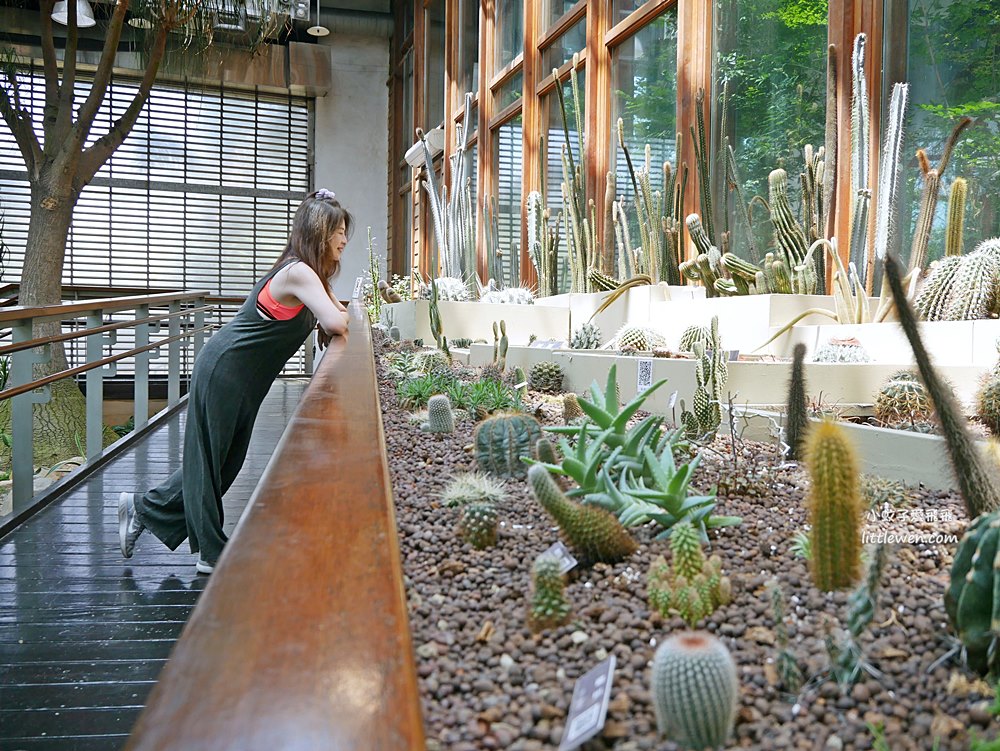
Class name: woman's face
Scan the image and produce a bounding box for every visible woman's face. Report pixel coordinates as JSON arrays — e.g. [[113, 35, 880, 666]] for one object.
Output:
[[329, 220, 348, 262]]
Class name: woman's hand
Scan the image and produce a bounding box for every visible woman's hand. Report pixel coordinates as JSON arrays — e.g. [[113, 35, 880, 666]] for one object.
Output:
[[317, 326, 332, 351]]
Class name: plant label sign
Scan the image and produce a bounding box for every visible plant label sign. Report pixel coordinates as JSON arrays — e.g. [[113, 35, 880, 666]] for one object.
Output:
[[352, 276, 364, 300], [558, 654, 616, 750], [541, 541, 577, 575], [668, 390, 678, 410], [636, 358, 653, 391], [530, 338, 565, 349]]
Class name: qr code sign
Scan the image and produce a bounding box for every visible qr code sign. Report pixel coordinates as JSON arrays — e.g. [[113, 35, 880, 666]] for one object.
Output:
[[637, 359, 653, 391]]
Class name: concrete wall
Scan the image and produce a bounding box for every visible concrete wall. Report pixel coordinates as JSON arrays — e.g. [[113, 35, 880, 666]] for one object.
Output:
[[313, 32, 390, 301]]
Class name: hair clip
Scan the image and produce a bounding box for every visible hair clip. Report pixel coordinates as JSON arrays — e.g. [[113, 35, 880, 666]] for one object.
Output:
[[315, 188, 336, 200]]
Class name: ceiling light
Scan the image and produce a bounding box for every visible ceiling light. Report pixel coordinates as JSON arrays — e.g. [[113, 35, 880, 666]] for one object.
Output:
[[52, 0, 96, 28], [306, 0, 329, 36]]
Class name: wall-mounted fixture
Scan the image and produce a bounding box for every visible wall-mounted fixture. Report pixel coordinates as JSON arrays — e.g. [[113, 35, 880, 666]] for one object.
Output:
[[51, 0, 96, 28], [403, 126, 445, 168], [306, 0, 329, 36]]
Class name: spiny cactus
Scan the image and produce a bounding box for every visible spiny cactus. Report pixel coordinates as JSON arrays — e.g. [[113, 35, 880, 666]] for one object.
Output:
[[828, 542, 891, 688], [680, 317, 727, 439], [915, 240, 1000, 321], [978, 377, 1000, 437], [440, 472, 508, 507], [388, 326, 401, 342], [768, 580, 804, 693], [526, 190, 560, 297], [481, 286, 536, 305], [811, 341, 871, 363], [474, 413, 542, 479], [458, 501, 499, 550], [648, 521, 732, 627], [805, 420, 864, 591], [946, 511, 1000, 680], [492, 320, 508, 371], [786, 343, 809, 461], [481, 363, 503, 384], [420, 394, 455, 433], [529, 361, 565, 393], [945, 177, 967, 257], [527, 464, 637, 565], [528, 555, 572, 632], [535, 437, 559, 465], [679, 325, 710, 354], [874, 371, 933, 428], [378, 278, 403, 304], [885, 253, 1000, 519], [613, 324, 667, 352], [511, 366, 528, 399], [650, 632, 739, 750], [563, 392, 584, 423], [422, 276, 471, 301], [570, 322, 602, 350]]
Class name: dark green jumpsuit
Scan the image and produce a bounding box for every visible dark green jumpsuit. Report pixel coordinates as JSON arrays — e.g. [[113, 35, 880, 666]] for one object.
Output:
[[135, 261, 316, 565]]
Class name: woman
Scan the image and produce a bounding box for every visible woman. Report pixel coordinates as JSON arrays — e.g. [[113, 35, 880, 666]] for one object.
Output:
[[118, 189, 351, 574]]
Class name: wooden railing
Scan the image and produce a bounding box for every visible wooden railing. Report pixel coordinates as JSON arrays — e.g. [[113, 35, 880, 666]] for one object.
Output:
[[125, 301, 426, 750]]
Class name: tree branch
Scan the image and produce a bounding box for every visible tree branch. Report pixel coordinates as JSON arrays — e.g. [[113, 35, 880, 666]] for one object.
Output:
[[0, 78, 42, 176], [38, 0, 61, 124], [53, 0, 82, 144], [72, 0, 130, 146], [77, 24, 168, 186]]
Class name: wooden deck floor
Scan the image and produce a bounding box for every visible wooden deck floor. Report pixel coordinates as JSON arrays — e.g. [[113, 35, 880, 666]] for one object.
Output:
[[0, 379, 309, 750]]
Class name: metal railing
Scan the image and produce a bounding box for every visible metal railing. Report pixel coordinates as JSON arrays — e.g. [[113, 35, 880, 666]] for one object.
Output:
[[0, 292, 214, 510]]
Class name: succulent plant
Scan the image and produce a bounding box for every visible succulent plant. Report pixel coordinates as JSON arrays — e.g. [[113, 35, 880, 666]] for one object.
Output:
[[527, 464, 637, 565], [474, 413, 542, 479], [915, 239, 1000, 321], [805, 420, 864, 591], [613, 324, 667, 352], [458, 501, 498, 549], [978, 377, 1000, 436], [440, 472, 509, 508], [680, 317, 727, 439], [450, 337, 473, 348], [811, 341, 871, 363], [419, 276, 471, 301], [678, 325, 710, 354], [413, 349, 451, 374], [650, 631, 739, 749], [647, 521, 732, 627], [786, 343, 809, 461], [388, 326, 401, 342], [874, 371, 933, 427], [481, 363, 504, 384], [480, 286, 535, 305], [946, 510, 1000, 680], [570, 322, 602, 349], [529, 361, 564, 393], [828, 543, 891, 688], [492, 320, 509, 372], [563, 392, 584, 423], [528, 555, 571, 632], [768, 580, 803, 693], [535, 437, 559, 465], [420, 394, 455, 433]]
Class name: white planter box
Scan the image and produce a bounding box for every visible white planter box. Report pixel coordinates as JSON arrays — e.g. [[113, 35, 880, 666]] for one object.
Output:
[[382, 300, 570, 346], [467, 344, 557, 371]]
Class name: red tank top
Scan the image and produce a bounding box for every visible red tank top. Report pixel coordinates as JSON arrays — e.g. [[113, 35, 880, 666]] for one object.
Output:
[[256, 277, 305, 320]]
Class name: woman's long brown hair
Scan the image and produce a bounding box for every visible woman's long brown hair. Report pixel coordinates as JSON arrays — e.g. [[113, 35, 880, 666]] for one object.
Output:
[[273, 190, 353, 281]]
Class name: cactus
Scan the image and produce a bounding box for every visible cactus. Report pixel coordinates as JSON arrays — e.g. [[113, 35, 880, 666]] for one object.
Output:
[[786, 343, 809, 461], [378, 278, 403, 304], [511, 366, 528, 399], [945, 510, 1000, 680], [570, 322, 602, 350], [526, 190, 560, 297], [529, 361, 564, 393], [481, 286, 536, 305], [768, 580, 804, 693], [388, 326, 401, 342], [474, 412, 542, 479], [441, 472, 508, 507], [680, 318, 727, 439], [805, 420, 864, 591], [458, 501, 499, 550], [614, 324, 667, 352], [648, 521, 732, 627], [527, 464, 637, 565], [535, 437, 559, 465], [650, 632, 739, 750], [420, 394, 455, 433], [811, 341, 871, 363], [978, 377, 1000, 437], [828, 542, 891, 688], [528, 555, 572, 632], [480, 363, 503, 383], [915, 240, 1000, 321], [491, 320, 509, 372], [945, 177, 968, 257], [874, 371, 933, 428], [563, 392, 584, 423], [886, 253, 1000, 519], [679, 325, 710, 354], [768, 169, 809, 268]]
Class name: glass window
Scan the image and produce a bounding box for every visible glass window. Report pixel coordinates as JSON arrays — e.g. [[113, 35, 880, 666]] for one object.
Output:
[[402, 50, 414, 147], [496, 0, 524, 70], [540, 15, 586, 73], [457, 0, 480, 97], [424, 0, 446, 129], [402, 0, 414, 38], [542, 71, 585, 292], [611, 10, 678, 279], [495, 71, 523, 109], [714, 0, 827, 260], [542, 0, 578, 30], [885, 0, 1000, 265], [611, 0, 645, 24], [492, 115, 523, 287]]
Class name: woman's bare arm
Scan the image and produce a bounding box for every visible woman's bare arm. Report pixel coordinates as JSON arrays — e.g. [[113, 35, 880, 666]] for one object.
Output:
[[270, 262, 349, 336]]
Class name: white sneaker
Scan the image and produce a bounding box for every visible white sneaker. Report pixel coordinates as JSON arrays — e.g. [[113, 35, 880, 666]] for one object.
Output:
[[118, 492, 145, 558], [196, 559, 215, 575]]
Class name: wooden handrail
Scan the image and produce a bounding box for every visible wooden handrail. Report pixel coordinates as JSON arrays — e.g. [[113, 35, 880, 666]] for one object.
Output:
[[125, 302, 425, 750], [0, 291, 210, 325]]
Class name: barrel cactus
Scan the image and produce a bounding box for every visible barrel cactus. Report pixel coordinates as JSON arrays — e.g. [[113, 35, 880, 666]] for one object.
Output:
[[570, 322, 602, 350], [440, 472, 508, 507], [527, 464, 637, 565], [650, 632, 739, 749], [978, 377, 1000, 436], [473, 412, 542, 478], [614, 324, 667, 352], [679, 325, 711, 354], [563, 392, 584, 422], [420, 394, 455, 433], [805, 420, 864, 591], [528, 555, 572, 632], [388, 326, 401, 342], [812, 342, 871, 363], [946, 510, 1000, 680], [874, 371, 933, 427], [529, 361, 564, 393], [458, 501, 499, 549], [422, 276, 471, 301]]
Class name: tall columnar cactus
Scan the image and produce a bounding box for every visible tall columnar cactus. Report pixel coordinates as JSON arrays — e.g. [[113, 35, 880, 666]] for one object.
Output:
[[868, 81, 909, 292], [526, 190, 560, 297], [570, 322, 602, 350], [679, 214, 724, 297], [805, 420, 864, 591], [458, 501, 499, 550], [528, 555, 572, 632], [848, 34, 871, 278], [768, 580, 804, 693], [768, 169, 809, 269], [650, 632, 739, 750], [473, 412, 542, 479], [786, 343, 809, 461], [946, 177, 968, 257], [946, 510, 1000, 680], [886, 253, 1000, 518], [420, 394, 455, 433], [527, 464, 637, 564], [680, 317, 727, 439], [492, 320, 508, 371]]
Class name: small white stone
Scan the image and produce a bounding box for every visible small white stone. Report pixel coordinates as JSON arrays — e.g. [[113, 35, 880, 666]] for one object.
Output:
[[570, 630, 589, 645], [499, 653, 515, 670], [595, 648, 608, 661]]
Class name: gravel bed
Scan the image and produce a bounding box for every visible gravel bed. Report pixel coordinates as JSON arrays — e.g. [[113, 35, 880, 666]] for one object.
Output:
[[377, 341, 997, 751]]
